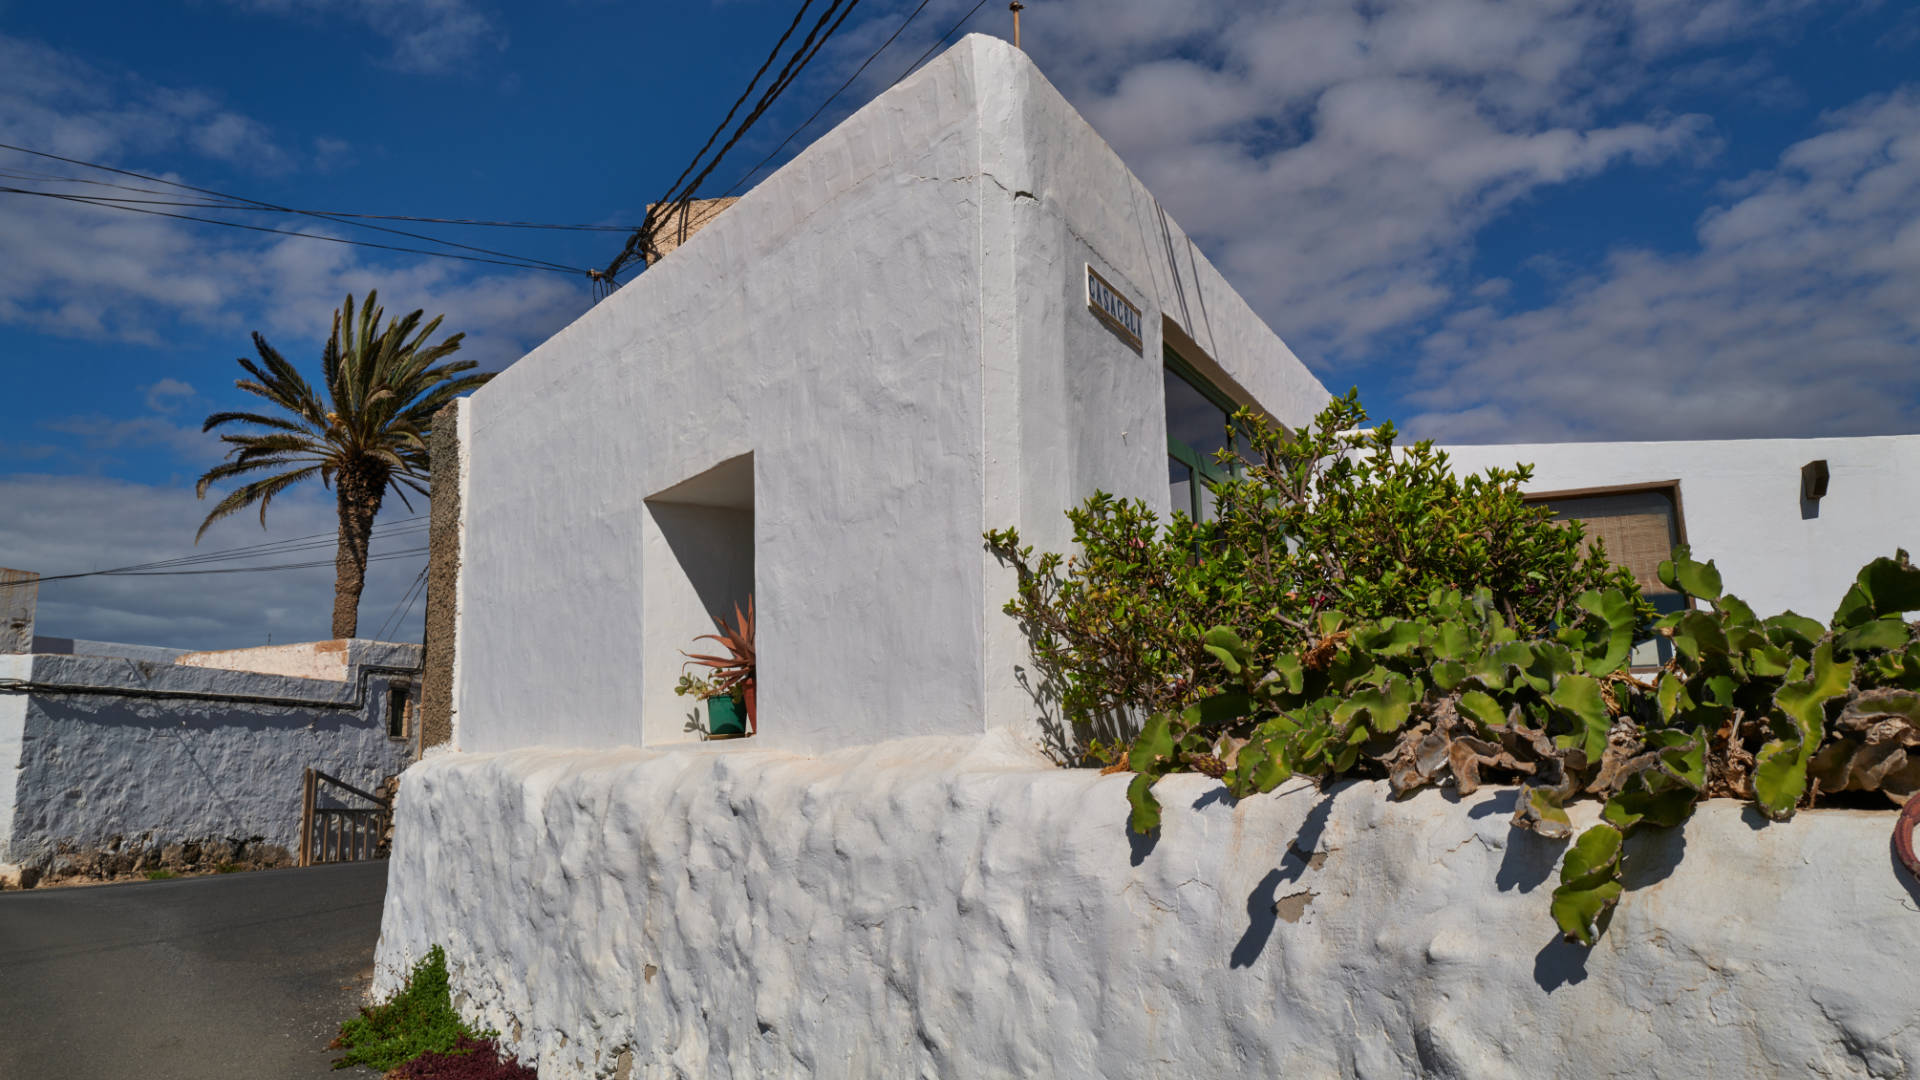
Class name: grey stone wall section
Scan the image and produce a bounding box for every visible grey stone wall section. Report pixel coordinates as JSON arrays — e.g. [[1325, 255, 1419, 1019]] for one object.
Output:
[[0, 570, 36, 654], [420, 402, 461, 753]]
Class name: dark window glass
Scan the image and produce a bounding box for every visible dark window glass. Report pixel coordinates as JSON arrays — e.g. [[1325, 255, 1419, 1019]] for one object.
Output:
[[1165, 366, 1233, 465], [1170, 457, 1194, 519]]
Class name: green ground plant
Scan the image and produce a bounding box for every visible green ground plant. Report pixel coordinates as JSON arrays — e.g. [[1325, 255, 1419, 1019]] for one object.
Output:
[[144, 869, 176, 881], [332, 945, 490, 1071]]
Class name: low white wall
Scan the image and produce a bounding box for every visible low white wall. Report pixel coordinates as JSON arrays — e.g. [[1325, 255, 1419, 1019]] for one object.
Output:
[[1441, 435, 1920, 620], [377, 734, 1920, 1079], [2, 648, 417, 874]]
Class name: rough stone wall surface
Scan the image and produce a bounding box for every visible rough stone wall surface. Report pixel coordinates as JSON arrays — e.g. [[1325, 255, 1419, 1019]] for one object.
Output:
[[421, 399, 463, 754], [3, 648, 419, 876], [173, 639, 352, 680], [376, 733, 1920, 1079]]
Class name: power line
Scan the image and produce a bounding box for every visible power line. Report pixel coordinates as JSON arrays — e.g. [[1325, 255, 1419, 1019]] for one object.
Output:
[[724, 0, 939, 197], [0, 143, 590, 276], [599, 0, 864, 286], [19, 517, 427, 584], [887, 0, 993, 91], [1, 185, 586, 276], [33, 547, 428, 584], [0, 167, 638, 231], [374, 565, 431, 642]]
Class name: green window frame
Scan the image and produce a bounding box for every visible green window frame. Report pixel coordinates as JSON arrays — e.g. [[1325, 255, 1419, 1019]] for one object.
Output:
[[1164, 349, 1243, 522]]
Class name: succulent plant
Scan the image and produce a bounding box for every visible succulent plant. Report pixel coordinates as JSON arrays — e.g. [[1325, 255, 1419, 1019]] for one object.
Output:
[[681, 597, 755, 733], [1114, 548, 1920, 947]]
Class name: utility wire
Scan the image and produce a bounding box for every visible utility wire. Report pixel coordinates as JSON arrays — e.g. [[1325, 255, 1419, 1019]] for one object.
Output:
[[33, 548, 428, 584], [0, 186, 583, 275], [0, 167, 637, 231], [724, 0, 938, 197], [0, 143, 590, 275], [887, 0, 993, 90], [19, 517, 427, 584], [373, 565, 431, 642], [599, 0, 863, 286]]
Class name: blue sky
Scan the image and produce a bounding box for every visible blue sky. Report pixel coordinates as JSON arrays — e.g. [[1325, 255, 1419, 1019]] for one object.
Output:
[[1, 0, 1916, 648]]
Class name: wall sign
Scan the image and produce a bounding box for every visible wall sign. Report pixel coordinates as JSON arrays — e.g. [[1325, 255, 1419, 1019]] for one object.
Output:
[[1086, 264, 1143, 351]]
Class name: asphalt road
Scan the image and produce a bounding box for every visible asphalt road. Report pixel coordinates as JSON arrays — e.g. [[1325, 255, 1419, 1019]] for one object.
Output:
[[0, 862, 390, 1079]]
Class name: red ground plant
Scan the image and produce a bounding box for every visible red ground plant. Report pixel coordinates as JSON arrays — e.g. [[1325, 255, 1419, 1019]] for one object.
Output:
[[385, 1035, 537, 1079]]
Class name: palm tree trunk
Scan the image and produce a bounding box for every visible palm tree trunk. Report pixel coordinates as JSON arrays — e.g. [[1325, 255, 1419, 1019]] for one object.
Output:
[[332, 468, 386, 639]]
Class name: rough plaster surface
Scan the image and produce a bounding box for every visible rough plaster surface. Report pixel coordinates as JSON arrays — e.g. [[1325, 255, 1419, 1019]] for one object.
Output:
[[422, 399, 463, 753], [0, 645, 419, 876], [1442, 436, 1920, 622], [451, 35, 1330, 757], [174, 639, 353, 680], [377, 733, 1920, 1079]]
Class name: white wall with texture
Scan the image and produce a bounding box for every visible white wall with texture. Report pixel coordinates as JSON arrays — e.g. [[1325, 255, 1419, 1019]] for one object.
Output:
[[376, 735, 1920, 1080], [1, 644, 418, 874], [1441, 434, 1920, 620], [450, 35, 1330, 757]]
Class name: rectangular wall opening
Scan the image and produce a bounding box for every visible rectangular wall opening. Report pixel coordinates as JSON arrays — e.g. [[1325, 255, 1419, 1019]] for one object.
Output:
[[641, 452, 755, 745]]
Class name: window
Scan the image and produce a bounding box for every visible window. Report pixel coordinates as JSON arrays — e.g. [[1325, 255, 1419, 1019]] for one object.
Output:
[[386, 683, 411, 739], [1164, 351, 1242, 522], [1530, 482, 1688, 668]]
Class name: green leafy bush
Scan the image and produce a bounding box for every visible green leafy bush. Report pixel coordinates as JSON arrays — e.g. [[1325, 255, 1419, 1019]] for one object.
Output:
[[1120, 548, 1920, 945], [985, 391, 1639, 761], [333, 945, 490, 1071]]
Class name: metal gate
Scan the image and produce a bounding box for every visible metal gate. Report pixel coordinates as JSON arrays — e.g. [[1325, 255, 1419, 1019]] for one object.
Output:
[[298, 768, 392, 866]]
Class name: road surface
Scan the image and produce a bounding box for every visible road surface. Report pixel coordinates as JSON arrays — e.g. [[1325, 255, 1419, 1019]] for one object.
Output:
[[0, 862, 389, 1078]]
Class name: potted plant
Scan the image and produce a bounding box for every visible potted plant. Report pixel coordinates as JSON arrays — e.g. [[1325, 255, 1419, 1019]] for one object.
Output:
[[676, 598, 755, 738]]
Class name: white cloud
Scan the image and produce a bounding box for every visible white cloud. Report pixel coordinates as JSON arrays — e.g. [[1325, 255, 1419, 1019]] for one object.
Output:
[[996, 0, 1830, 365], [0, 36, 291, 169], [0, 31, 589, 375], [1404, 89, 1920, 442], [0, 474, 427, 649], [144, 378, 198, 413], [220, 0, 503, 73]]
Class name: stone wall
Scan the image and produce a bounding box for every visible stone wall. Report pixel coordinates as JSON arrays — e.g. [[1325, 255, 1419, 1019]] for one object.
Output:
[[376, 733, 1920, 1079], [0, 644, 420, 885]]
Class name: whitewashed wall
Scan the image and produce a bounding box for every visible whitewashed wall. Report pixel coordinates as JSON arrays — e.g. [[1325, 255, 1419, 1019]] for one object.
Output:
[[450, 35, 1330, 757], [1442, 435, 1920, 620], [377, 735, 1920, 1079], [0, 643, 419, 879]]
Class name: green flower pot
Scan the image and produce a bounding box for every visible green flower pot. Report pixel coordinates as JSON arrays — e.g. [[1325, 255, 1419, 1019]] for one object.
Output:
[[706, 695, 747, 737]]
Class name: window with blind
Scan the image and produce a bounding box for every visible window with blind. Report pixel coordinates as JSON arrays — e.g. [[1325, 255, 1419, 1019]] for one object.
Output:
[[1529, 483, 1688, 668]]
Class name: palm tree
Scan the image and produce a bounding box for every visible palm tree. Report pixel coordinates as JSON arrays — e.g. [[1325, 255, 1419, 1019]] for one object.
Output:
[[195, 292, 492, 638]]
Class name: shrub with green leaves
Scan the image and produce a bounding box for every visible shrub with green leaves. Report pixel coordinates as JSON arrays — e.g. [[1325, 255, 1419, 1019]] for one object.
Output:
[[985, 390, 1639, 761], [1120, 547, 1920, 946], [333, 945, 490, 1071]]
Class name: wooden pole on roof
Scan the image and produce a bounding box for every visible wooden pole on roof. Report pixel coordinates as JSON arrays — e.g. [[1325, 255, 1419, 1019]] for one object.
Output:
[[1010, 2, 1024, 50]]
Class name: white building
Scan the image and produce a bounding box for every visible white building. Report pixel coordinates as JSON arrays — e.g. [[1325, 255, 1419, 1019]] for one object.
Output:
[[377, 36, 1920, 1079], [1, 575, 420, 887], [1442, 435, 1920, 622], [444, 34, 1329, 757]]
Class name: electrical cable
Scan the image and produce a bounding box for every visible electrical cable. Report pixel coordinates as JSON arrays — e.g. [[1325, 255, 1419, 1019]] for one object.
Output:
[[373, 565, 431, 642], [0, 143, 589, 275], [600, 0, 863, 285], [0, 186, 584, 275], [886, 0, 993, 90], [33, 548, 428, 583], [723, 0, 938, 196], [0, 167, 637, 231], [16, 517, 427, 584]]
